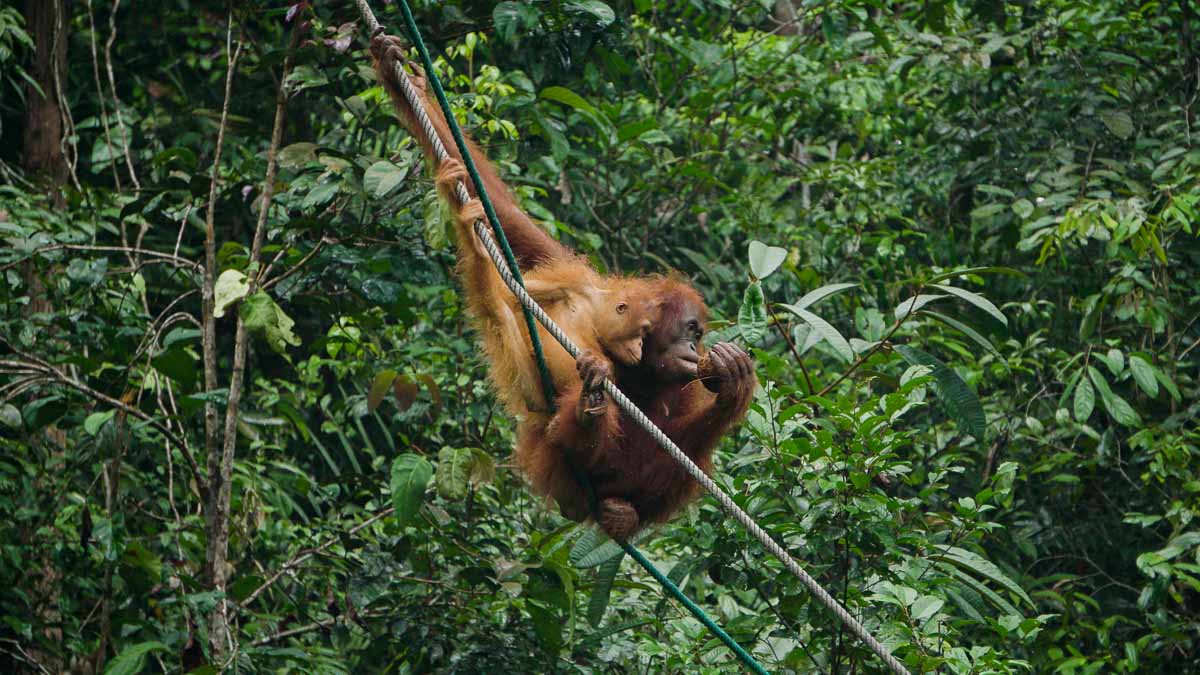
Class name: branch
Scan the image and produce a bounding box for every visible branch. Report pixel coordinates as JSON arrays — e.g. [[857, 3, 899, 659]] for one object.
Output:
[[238, 507, 395, 610], [0, 358, 207, 497]]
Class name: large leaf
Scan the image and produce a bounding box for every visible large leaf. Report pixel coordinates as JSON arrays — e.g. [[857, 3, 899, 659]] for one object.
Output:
[[924, 310, 1001, 358], [390, 453, 432, 528], [1129, 355, 1159, 398], [1087, 366, 1141, 427], [747, 240, 787, 279], [738, 281, 767, 345], [894, 345, 986, 440], [436, 447, 474, 500], [104, 641, 169, 675], [213, 269, 249, 318], [1073, 372, 1095, 422], [363, 160, 406, 198], [240, 292, 300, 354], [931, 283, 1008, 326], [894, 293, 947, 320], [792, 282, 857, 311], [779, 303, 854, 362], [933, 545, 1033, 607], [587, 551, 625, 626], [368, 369, 398, 412]]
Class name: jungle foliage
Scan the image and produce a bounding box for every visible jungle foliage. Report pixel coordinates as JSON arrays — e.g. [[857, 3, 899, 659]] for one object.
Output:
[[0, 0, 1197, 672]]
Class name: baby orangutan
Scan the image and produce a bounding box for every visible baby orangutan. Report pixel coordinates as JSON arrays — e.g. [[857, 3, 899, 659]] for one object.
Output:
[[434, 159, 658, 414]]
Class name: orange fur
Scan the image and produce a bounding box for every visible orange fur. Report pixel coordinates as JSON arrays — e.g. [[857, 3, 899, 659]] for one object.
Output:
[[371, 34, 756, 538]]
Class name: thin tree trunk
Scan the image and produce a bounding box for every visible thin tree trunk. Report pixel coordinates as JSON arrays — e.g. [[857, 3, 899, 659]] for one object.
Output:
[[205, 20, 297, 662], [22, 1, 69, 672]]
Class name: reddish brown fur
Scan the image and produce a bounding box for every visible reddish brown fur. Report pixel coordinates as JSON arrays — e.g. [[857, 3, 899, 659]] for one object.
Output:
[[371, 35, 757, 539]]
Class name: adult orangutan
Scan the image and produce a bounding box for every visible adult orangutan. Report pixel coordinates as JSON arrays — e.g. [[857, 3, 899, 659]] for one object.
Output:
[[371, 33, 757, 539]]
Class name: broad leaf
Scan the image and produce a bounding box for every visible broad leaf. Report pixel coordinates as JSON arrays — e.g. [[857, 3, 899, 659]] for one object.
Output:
[[363, 160, 406, 198], [738, 281, 767, 345], [368, 370, 398, 412], [931, 283, 1008, 326], [747, 240, 787, 279], [104, 641, 169, 675], [390, 454, 432, 528], [1087, 366, 1141, 427], [240, 292, 300, 354], [587, 551, 624, 626], [1129, 355, 1159, 398], [214, 269, 250, 318], [895, 294, 947, 320], [1073, 372, 1095, 422], [779, 303, 854, 362], [792, 282, 857, 311], [894, 345, 986, 440]]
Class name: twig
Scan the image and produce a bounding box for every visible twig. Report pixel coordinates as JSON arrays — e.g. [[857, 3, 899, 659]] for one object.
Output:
[[238, 507, 395, 609], [0, 358, 206, 496]]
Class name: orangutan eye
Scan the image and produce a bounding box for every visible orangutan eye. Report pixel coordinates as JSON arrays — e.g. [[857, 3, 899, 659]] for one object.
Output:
[[616, 303, 628, 314]]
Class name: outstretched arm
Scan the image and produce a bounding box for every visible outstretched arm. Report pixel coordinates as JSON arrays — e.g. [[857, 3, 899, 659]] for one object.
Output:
[[370, 33, 570, 269]]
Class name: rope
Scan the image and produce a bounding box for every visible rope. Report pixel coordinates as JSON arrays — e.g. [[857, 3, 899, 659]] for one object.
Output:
[[355, 0, 557, 401], [354, 2, 909, 673], [621, 541, 769, 675]]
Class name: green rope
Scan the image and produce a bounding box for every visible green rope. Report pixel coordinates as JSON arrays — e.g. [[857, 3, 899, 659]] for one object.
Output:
[[382, 4, 769, 672], [393, 0, 557, 402], [621, 542, 770, 675]]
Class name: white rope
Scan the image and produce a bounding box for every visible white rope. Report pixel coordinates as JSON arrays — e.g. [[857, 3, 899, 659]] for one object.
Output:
[[364, 11, 909, 674]]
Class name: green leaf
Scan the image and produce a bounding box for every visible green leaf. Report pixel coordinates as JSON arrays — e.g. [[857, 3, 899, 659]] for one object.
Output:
[[1129, 355, 1159, 398], [1094, 348, 1124, 376], [792, 282, 857, 311], [926, 266, 1024, 284], [779, 304, 854, 363], [924, 310, 1001, 358], [1155, 367, 1181, 403], [587, 551, 624, 626], [368, 369, 398, 412], [570, 528, 603, 566], [390, 453, 432, 528], [1011, 199, 1034, 219], [566, 0, 616, 26], [933, 545, 1033, 607], [576, 538, 625, 568], [240, 292, 301, 354], [213, 269, 250, 318], [85, 410, 115, 436], [527, 601, 563, 653], [738, 281, 767, 345], [1079, 294, 1107, 341], [894, 294, 947, 320], [541, 86, 598, 115], [277, 142, 318, 169], [931, 284, 1008, 326], [363, 160, 406, 198], [104, 641, 169, 675], [911, 595, 945, 622], [747, 240, 787, 279], [494, 1, 541, 40], [1087, 366, 1141, 427], [616, 118, 656, 143], [1073, 372, 1095, 422], [436, 447, 473, 499], [1101, 110, 1134, 139], [894, 345, 987, 440]]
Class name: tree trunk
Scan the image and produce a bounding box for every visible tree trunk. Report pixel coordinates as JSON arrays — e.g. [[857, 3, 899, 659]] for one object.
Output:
[[22, 1, 69, 672]]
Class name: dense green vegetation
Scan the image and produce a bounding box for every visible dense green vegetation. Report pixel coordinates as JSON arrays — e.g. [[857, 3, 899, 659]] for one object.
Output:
[[1, 0, 1197, 672]]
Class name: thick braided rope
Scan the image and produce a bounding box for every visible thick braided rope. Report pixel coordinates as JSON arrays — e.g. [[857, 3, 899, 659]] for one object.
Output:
[[355, 3, 908, 673]]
